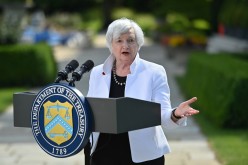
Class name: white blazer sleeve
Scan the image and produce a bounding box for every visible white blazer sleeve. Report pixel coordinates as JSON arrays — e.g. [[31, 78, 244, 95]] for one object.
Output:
[[151, 65, 186, 129]]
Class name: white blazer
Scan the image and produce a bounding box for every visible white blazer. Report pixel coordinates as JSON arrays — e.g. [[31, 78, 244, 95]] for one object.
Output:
[[87, 53, 187, 163]]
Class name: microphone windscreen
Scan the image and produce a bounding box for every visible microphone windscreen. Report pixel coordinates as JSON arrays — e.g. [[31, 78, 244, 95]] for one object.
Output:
[[84, 60, 94, 71], [68, 60, 79, 70]]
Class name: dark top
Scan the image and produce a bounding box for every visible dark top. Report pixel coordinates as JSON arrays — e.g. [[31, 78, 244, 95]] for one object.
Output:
[[92, 72, 131, 162]]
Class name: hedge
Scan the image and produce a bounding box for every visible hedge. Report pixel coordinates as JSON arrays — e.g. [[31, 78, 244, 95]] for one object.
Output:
[[0, 43, 57, 87], [180, 52, 248, 129]]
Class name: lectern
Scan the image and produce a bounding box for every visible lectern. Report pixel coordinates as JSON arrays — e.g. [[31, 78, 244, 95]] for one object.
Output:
[[13, 93, 161, 133], [13, 83, 161, 158]]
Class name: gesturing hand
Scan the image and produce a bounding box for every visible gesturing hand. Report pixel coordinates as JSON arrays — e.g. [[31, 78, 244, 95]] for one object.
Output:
[[174, 97, 199, 118]]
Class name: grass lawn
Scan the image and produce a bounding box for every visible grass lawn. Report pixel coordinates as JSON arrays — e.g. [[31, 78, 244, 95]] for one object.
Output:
[[195, 115, 248, 165], [0, 88, 26, 114]]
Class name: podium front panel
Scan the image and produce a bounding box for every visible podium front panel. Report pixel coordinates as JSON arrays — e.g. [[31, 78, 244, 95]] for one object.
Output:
[[117, 97, 161, 133], [13, 94, 161, 134], [85, 98, 118, 133], [86, 97, 161, 134], [13, 92, 36, 127]]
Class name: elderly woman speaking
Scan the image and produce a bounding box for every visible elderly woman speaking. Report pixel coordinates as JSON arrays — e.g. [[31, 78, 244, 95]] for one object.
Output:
[[86, 18, 199, 165]]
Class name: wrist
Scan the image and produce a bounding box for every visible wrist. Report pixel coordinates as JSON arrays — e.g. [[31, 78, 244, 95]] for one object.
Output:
[[172, 109, 182, 119]]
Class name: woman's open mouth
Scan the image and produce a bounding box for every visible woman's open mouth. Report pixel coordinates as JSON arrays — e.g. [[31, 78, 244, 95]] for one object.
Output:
[[122, 51, 130, 56]]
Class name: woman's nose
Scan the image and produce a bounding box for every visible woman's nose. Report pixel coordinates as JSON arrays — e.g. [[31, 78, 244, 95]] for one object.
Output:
[[122, 41, 129, 48]]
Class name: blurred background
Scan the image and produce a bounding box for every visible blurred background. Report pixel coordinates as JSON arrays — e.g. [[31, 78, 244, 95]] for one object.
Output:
[[0, 0, 248, 165]]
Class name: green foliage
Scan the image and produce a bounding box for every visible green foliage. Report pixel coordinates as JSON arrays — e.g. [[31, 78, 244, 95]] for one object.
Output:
[[46, 8, 104, 34], [154, 0, 211, 20], [159, 13, 210, 39], [134, 14, 157, 37], [82, 19, 103, 34], [219, 0, 248, 28], [192, 19, 210, 30], [0, 88, 25, 114], [195, 115, 248, 165], [0, 7, 24, 44], [80, 8, 104, 34], [165, 13, 191, 33], [111, 8, 135, 20], [0, 0, 23, 2], [33, 0, 96, 14], [180, 52, 248, 128], [0, 43, 57, 87], [111, 8, 157, 37]]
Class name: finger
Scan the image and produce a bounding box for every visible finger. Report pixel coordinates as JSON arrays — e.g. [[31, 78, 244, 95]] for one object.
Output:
[[183, 110, 199, 117], [185, 97, 197, 105], [185, 113, 192, 117], [188, 109, 199, 115]]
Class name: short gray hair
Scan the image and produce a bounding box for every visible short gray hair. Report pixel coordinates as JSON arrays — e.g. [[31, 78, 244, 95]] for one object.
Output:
[[106, 18, 144, 52]]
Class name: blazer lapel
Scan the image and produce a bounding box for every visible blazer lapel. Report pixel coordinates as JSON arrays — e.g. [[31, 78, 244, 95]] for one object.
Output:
[[98, 73, 111, 98]]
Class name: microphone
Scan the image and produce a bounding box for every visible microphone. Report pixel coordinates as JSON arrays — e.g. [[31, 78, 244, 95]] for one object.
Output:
[[54, 60, 79, 83], [69, 60, 94, 84]]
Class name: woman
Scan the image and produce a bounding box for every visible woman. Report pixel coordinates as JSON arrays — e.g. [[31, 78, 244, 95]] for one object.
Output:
[[86, 18, 199, 165]]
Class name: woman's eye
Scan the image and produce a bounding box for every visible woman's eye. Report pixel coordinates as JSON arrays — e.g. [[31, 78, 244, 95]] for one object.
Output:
[[128, 39, 135, 43]]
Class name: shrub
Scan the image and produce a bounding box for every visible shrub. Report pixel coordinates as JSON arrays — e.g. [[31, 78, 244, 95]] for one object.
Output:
[[219, 0, 248, 29], [0, 43, 57, 87], [180, 52, 248, 128], [111, 8, 157, 37], [81, 8, 104, 34], [166, 13, 191, 33], [0, 9, 23, 44], [111, 8, 135, 20], [134, 14, 157, 37]]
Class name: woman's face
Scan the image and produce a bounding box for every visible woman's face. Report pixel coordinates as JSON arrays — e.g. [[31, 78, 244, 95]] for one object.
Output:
[[111, 28, 139, 65]]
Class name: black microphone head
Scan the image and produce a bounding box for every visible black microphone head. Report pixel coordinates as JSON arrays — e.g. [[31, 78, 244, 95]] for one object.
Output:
[[70, 60, 94, 82], [55, 60, 79, 83], [66, 60, 79, 72], [83, 60, 94, 72]]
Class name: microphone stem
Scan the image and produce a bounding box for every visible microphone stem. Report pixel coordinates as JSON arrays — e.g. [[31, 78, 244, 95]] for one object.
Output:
[[68, 78, 76, 87], [54, 77, 61, 83], [69, 82, 75, 87]]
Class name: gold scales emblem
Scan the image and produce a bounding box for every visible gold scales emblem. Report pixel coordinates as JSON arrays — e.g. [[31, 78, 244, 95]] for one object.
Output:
[[43, 100, 73, 145]]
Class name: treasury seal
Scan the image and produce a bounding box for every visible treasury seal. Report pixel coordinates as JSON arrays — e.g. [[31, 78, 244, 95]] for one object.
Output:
[[31, 83, 92, 158]]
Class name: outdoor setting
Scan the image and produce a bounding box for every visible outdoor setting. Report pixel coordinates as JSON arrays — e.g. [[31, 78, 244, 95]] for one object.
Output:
[[0, 0, 248, 165]]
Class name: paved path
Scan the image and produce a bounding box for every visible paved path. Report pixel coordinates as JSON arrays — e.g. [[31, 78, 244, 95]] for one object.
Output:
[[0, 42, 221, 165]]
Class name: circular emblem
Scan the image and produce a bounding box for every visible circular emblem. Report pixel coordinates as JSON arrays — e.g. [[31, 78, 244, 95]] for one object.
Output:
[[31, 83, 92, 158]]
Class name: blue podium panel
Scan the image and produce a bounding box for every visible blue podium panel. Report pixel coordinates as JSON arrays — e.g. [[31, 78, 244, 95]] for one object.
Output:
[[30, 83, 92, 158]]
